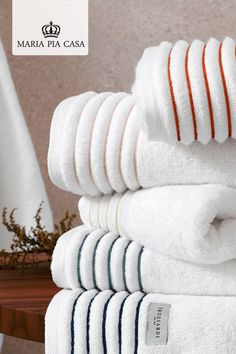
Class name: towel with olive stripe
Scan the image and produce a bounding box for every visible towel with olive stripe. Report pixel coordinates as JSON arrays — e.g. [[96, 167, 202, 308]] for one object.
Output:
[[51, 225, 236, 296]]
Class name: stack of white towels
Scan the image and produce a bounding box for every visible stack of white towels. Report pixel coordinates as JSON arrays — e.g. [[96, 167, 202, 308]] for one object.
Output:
[[46, 37, 236, 354]]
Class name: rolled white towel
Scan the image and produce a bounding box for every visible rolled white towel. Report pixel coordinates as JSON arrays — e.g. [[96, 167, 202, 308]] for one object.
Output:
[[79, 184, 236, 264], [52, 225, 236, 296], [48, 91, 236, 196], [132, 37, 236, 145], [45, 289, 236, 354]]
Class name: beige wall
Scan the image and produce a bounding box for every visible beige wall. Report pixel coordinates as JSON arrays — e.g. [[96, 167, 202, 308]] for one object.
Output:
[[0, 0, 236, 352]]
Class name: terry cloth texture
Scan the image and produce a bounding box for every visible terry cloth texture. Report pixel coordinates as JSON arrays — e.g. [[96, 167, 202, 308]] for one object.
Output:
[[79, 184, 236, 264], [48, 91, 236, 196], [45, 289, 236, 354], [52, 225, 236, 296], [132, 37, 236, 144]]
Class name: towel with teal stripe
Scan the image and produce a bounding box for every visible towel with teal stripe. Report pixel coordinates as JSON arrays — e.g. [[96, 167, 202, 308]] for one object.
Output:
[[51, 225, 236, 296]]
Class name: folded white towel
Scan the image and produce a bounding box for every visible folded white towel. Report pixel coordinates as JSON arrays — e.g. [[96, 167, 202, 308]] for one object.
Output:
[[132, 37, 236, 145], [46, 289, 236, 354], [52, 225, 236, 296], [79, 184, 236, 264], [48, 91, 236, 196]]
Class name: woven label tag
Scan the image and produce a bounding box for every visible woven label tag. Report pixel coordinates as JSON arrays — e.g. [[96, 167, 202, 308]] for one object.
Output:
[[146, 302, 171, 346]]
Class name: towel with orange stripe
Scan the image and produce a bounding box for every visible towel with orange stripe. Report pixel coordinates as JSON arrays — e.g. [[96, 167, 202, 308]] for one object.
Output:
[[132, 37, 236, 144], [48, 91, 236, 196]]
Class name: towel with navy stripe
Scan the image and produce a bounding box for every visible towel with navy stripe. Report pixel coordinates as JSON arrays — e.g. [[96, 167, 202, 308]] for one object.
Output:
[[45, 289, 236, 354], [51, 225, 236, 296]]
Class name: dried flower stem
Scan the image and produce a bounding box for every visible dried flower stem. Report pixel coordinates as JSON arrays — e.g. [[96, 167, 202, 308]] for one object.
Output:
[[0, 202, 76, 269]]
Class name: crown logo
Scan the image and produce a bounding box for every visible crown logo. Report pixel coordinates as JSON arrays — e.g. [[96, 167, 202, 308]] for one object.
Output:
[[42, 21, 60, 38]]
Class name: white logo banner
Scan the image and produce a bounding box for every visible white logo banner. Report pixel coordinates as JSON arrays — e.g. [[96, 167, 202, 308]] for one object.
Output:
[[12, 0, 88, 55]]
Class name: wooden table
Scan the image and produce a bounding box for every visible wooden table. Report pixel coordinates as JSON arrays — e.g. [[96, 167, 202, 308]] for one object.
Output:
[[0, 263, 59, 343]]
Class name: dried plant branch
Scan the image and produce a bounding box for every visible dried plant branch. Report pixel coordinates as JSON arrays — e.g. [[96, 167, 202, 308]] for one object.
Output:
[[0, 202, 76, 269]]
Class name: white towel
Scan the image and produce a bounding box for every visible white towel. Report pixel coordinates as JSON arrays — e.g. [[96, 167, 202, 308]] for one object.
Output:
[[79, 184, 236, 264], [48, 91, 236, 196], [46, 289, 236, 354], [132, 37, 236, 145], [52, 225, 236, 296], [0, 39, 53, 250]]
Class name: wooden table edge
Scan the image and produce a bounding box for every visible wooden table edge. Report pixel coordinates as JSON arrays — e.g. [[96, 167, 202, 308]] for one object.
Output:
[[0, 263, 59, 343]]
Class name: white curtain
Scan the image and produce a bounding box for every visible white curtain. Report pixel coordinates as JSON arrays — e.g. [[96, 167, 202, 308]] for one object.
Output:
[[0, 40, 53, 350]]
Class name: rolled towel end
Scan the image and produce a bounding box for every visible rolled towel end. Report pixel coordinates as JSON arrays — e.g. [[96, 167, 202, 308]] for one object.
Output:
[[132, 37, 236, 145]]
